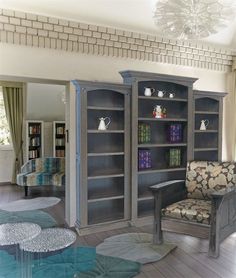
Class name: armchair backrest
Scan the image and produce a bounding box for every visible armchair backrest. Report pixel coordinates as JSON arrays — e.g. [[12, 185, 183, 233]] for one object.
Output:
[[186, 161, 236, 200], [34, 157, 65, 173]]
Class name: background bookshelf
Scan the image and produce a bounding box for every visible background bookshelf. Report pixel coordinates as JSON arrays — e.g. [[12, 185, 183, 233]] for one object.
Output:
[[120, 70, 197, 225], [53, 121, 66, 157], [26, 120, 44, 160], [193, 90, 227, 161], [73, 80, 131, 234]]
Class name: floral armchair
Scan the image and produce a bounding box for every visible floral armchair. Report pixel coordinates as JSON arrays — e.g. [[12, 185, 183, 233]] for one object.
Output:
[[150, 161, 236, 258], [17, 157, 65, 196]]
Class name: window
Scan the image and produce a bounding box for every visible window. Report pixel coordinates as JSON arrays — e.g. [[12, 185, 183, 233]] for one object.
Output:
[[0, 87, 11, 146]]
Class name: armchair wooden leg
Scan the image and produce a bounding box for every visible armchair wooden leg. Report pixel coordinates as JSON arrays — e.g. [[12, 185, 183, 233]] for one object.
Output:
[[208, 198, 220, 258], [153, 192, 163, 245], [24, 186, 28, 197]]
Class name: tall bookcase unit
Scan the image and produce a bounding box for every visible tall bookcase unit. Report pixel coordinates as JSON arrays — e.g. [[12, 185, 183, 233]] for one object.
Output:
[[53, 121, 66, 157], [120, 71, 197, 225], [73, 80, 131, 234], [193, 90, 226, 161], [26, 120, 44, 160]]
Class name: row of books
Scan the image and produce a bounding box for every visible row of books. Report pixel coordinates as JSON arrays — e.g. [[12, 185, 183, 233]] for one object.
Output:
[[138, 148, 182, 170], [138, 123, 183, 144], [55, 150, 65, 157], [28, 150, 40, 159], [29, 125, 41, 135], [29, 137, 40, 147], [55, 138, 65, 146], [56, 126, 65, 135]]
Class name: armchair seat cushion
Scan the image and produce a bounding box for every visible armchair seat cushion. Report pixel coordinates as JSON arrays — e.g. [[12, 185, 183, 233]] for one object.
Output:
[[162, 198, 211, 225], [25, 172, 65, 187]]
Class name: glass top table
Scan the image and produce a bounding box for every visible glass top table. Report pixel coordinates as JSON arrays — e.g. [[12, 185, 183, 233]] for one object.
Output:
[[20, 228, 77, 252], [0, 222, 41, 246]]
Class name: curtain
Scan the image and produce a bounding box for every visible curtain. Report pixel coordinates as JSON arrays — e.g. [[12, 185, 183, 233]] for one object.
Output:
[[2, 83, 24, 183], [223, 57, 236, 161]]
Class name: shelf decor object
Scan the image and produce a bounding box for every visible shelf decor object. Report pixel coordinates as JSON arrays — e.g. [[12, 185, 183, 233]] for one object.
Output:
[[153, 0, 235, 40], [72, 80, 131, 235], [120, 70, 197, 225], [167, 123, 182, 143], [193, 90, 227, 161], [168, 148, 181, 167], [138, 123, 151, 144], [26, 120, 44, 161], [138, 149, 151, 170]]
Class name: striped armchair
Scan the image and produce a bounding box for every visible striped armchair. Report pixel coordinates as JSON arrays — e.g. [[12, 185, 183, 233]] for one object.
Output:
[[17, 157, 65, 196]]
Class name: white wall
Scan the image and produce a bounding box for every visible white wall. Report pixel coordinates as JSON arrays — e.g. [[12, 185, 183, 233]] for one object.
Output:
[[0, 43, 227, 92], [0, 149, 14, 183], [27, 83, 65, 121]]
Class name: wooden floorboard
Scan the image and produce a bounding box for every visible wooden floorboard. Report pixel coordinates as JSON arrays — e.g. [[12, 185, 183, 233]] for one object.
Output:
[[1, 184, 236, 278]]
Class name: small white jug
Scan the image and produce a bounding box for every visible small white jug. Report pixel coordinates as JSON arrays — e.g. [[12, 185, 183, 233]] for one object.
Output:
[[200, 119, 209, 130], [169, 92, 175, 98], [157, 90, 165, 98], [98, 117, 111, 130], [144, 87, 155, 97]]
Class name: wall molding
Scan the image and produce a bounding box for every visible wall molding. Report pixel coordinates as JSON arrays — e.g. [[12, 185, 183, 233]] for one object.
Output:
[[0, 8, 234, 72]]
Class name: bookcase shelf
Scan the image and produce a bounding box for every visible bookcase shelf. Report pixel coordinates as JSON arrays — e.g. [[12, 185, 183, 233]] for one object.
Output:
[[74, 80, 131, 233], [193, 90, 226, 161], [26, 120, 44, 160]]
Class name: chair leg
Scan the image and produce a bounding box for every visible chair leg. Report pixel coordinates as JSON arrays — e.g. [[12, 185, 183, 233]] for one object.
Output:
[[24, 186, 28, 197], [153, 192, 163, 245], [208, 199, 220, 258]]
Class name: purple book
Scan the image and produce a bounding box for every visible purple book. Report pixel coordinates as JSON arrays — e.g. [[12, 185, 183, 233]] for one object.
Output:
[[167, 124, 182, 143], [138, 149, 151, 170]]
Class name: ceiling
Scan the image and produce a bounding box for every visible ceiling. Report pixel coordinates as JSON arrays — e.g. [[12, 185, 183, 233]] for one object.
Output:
[[1, 0, 236, 50]]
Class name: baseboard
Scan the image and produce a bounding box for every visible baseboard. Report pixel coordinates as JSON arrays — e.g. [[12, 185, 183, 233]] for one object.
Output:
[[0, 182, 12, 186]]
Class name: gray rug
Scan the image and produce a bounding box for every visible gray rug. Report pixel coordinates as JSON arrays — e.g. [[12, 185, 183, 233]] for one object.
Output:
[[96, 233, 177, 264], [0, 197, 61, 211]]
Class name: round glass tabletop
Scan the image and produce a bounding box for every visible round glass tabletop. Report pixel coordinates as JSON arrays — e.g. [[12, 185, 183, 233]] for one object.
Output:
[[20, 228, 77, 252], [0, 222, 41, 246]]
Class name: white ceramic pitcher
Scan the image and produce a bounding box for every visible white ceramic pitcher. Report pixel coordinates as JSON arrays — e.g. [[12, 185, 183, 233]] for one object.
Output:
[[200, 119, 209, 130], [98, 117, 111, 130]]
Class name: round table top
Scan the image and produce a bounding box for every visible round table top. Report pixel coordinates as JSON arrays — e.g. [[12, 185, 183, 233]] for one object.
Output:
[[0, 222, 41, 246], [20, 228, 77, 252]]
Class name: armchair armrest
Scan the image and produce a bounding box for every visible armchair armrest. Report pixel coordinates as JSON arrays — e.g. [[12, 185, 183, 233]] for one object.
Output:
[[150, 180, 185, 192], [210, 187, 236, 200]]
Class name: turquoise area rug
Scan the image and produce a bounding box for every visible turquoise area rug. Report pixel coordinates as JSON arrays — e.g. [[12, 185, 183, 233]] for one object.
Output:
[[0, 209, 57, 228], [96, 233, 177, 264], [0, 247, 141, 278], [0, 197, 61, 212]]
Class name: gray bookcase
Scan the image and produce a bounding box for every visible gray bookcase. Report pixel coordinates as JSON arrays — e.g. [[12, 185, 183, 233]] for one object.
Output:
[[73, 80, 131, 234], [193, 90, 227, 161], [120, 70, 197, 225]]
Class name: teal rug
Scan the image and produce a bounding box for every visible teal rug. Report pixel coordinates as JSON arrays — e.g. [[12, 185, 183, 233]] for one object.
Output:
[[0, 247, 141, 278], [0, 209, 57, 228]]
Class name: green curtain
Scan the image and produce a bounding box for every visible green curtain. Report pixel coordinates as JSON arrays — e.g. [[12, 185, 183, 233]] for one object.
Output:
[[2, 84, 24, 184]]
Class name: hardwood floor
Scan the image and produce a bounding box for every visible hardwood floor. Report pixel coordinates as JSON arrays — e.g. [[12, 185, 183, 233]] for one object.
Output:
[[1, 184, 236, 278]]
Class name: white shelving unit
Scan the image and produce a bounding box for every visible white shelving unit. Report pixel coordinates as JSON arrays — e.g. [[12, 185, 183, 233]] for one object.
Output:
[[53, 121, 66, 157]]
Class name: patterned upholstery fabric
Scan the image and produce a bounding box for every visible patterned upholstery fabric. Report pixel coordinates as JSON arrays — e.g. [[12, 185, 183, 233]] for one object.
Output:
[[186, 161, 236, 200], [16, 157, 65, 187], [162, 198, 211, 225]]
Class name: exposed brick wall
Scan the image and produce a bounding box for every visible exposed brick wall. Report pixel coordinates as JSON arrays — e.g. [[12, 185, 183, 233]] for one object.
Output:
[[0, 8, 234, 72]]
